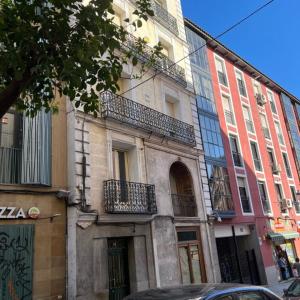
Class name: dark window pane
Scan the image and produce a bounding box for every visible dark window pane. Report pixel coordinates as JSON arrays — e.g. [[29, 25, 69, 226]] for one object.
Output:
[[177, 231, 197, 242]]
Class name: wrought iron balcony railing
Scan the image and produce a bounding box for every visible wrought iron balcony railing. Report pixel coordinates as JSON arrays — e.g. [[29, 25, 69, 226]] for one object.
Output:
[[0, 147, 21, 184], [171, 194, 196, 217], [100, 91, 196, 146], [104, 179, 157, 214], [151, 1, 179, 35], [123, 31, 186, 86]]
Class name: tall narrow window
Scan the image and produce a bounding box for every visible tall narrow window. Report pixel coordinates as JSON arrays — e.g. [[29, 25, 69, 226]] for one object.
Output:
[[250, 142, 262, 171], [259, 114, 270, 139], [291, 186, 300, 214], [282, 152, 292, 178], [275, 183, 286, 213], [242, 106, 254, 133], [267, 147, 280, 174], [113, 150, 129, 181], [222, 95, 235, 125], [267, 91, 277, 114], [275, 121, 284, 145], [236, 71, 247, 97], [237, 177, 251, 213], [229, 135, 242, 167], [215, 58, 228, 86], [258, 181, 271, 214]]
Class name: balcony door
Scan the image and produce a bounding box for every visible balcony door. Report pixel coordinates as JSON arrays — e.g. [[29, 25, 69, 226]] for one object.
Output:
[[177, 228, 206, 284]]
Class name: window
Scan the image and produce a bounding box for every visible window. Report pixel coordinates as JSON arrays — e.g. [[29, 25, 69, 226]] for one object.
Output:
[[199, 114, 225, 160], [275, 121, 284, 145], [290, 186, 300, 214], [258, 181, 271, 214], [275, 183, 286, 213], [237, 292, 266, 300], [215, 58, 228, 86], [267, 147, 280, 174], [113, 150, 129, 181], [253, 84, 260, 96], [236, 71, 247, 97], [229, 135, 243, 167], [282, 152, 292, 178], [222, 95, 235, 125], [250, 142, 262, 171], [238, 177, 251, 213], [0, 111, 51, 185], [207, 164, 234, 212], [267, 91, 277, 114], [259, 114, 270, 139], [242, 106, 254, 133]]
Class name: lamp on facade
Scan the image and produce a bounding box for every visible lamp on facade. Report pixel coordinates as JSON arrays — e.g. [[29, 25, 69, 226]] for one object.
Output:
[[207, 212, 222, 225]]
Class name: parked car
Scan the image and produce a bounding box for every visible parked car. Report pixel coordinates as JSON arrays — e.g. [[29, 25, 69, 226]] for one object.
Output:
[[283, 279, 300, 299], [124, 283, 282, 300]]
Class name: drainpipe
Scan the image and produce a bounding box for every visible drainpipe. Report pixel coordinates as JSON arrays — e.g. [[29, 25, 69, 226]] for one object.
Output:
[[232, 225, 243, 283]]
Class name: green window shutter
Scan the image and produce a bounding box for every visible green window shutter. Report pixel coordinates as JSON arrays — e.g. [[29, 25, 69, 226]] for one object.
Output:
[[21, 110, 51, 185], [0, 224, 35, 300]]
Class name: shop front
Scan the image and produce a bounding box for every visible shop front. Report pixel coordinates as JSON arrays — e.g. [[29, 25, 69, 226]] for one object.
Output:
[[266, 218, 300, 281], [0, 193, 66, 300]]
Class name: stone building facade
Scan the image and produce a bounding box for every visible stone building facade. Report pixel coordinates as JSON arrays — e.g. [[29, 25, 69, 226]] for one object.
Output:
[[66, 1, 219, 299]]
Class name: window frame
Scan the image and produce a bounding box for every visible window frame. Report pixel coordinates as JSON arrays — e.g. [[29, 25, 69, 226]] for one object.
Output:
[[282, 152, 292, 178], [250, 141, 262, 172], [237, 176, 253, 214], [229, 134, 243, 168], [242, 105, 255, 134], [257, 181, 272, 215], [215, 56, 228, 87], [235, 69, 247, 98]]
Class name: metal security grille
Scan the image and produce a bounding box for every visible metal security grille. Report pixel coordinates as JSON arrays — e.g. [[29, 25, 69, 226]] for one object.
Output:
[[108, 239, 130, 300], [0, 224, 35, 300]]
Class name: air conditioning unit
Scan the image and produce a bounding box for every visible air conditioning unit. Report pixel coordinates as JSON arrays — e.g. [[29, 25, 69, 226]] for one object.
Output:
[[286, 199, 293, 208], [256, 93, 267, 105], [272, 163, 281, 175]]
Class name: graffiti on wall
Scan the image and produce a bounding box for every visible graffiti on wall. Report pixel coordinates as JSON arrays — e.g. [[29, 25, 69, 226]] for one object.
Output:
[[0, 224, 34, 300]]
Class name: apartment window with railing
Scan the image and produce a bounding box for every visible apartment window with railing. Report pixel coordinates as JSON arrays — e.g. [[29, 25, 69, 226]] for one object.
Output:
[[275, 121, 284, 145], [275, 183, 286, 213], [250, 141, 262, 171], [215, 58, 228, 86], [282, 152, 292, 178], [236, 71, 247, 97], [259, 113, 271, 139], [267, 91, 277, 114], [242, 106, 254, 133], [291, 186, 300, 214], [222, 95, 235, 126], [258, 181, 271, 214], [0, 110, 51, 185], [238, 177, 252, 213], [229, 135, 243, 167]]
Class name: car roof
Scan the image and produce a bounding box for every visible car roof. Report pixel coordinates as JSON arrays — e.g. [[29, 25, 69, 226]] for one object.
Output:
[[124, 283, 276, 300]]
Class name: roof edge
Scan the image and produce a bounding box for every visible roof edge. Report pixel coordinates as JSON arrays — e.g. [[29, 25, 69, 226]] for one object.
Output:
[[184, 18, 300, 105]]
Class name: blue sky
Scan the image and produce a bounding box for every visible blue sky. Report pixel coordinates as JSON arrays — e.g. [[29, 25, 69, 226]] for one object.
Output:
[[181, 0, 300, 99]]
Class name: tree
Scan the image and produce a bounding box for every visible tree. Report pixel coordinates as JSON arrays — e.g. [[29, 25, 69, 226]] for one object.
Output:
[[0, 0, 161, 118]]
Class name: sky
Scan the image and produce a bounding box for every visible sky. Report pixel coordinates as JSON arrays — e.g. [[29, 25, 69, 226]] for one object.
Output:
[[181, 0, 300, 99]]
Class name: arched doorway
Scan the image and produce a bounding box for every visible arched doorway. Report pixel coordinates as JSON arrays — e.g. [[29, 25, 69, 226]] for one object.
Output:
[[169, 161, 197, 217]]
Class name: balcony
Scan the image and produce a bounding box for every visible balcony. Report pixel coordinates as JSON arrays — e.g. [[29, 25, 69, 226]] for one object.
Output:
[[151, 1, 179, 35], [100, 91, 196, 146], [212, 193, 235, 218], [104, 179, 157, 214], [123, 32, 186, 86], [0, 147, 21, 184], [171, 194, 196, 217]]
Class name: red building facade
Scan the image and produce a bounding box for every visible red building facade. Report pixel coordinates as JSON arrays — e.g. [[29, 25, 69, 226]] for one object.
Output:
[[186, 19, 300, 285]]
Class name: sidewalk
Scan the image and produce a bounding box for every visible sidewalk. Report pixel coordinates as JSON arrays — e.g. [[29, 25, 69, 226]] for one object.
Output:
[[267, 278, 294, 297]]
